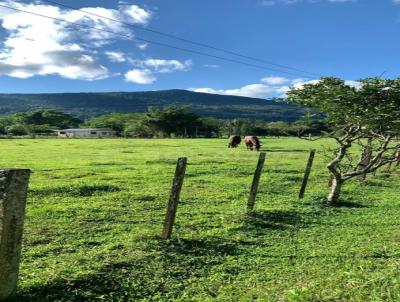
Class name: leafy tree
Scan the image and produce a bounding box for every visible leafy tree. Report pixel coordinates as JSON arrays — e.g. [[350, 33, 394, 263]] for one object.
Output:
[[0, 116, 15, 135], [124, 124, 153, 138], [6, 124, 29, 136], [287, 77, 400, 205], [142, 106, 202, 137], [16, 109, 81, 129], [85, 113, 144, 135]]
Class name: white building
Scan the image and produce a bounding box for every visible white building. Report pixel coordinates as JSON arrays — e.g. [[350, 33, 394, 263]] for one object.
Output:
[[57, 128, 116, 138]]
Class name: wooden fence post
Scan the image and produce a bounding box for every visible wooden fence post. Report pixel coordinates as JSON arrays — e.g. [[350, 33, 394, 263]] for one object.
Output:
[[161, 158, 187, 239], [247, 152, 266, 212], [299, 149, 316, 199], [0, 169, 30, 301]]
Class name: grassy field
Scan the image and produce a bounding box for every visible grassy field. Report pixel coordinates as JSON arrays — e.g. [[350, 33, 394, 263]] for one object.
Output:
[[1, 138, 400, 302]]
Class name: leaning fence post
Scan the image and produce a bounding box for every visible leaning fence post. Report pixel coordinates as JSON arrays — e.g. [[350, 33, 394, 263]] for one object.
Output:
[[0, 169, 31, 301], [161, 158, 187, 239], [247, 152, 266, 212], [299, 149, 316, 199]]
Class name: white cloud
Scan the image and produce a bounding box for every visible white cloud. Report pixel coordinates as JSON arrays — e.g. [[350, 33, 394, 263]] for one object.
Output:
[[137, 43, 148, 50], [123, 58, 192, 84], [125, 69, 156, 84], [344, 80, 362, 89], [120, 4, 152, 25], [291, 79, 321, 89], [261, 76, 290, 85], [139, 59, 192, 73], [192, 77, 361, 98], [105, 51, 126, 63], [193, 84, 277, 98], [0, 1, 153, 80]]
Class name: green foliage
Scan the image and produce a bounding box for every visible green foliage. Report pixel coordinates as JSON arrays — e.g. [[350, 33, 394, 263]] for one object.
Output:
[[287, 77, 400, 204], [5, 123, 29, 136], [287, 77, 400, 132], [16, 109, 82, 129], [0, 109, 81, 136], [1, 138, 400, 301], [142, 106, 202, 137], [0, 90, 306, 121], [1, 106, 328, 138], [84, 113, 144, 135]]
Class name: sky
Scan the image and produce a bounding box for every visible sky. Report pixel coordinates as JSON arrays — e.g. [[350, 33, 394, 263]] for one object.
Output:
[[0, 0, 399, 97]]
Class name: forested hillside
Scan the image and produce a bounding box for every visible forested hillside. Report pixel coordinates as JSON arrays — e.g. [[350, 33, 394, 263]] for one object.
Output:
[[0, 89, 304, 121]]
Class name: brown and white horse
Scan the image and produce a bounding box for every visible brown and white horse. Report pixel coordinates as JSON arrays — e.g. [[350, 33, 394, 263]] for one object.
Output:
[[244, 136, 261, 151], [228, 135, 241, 148]]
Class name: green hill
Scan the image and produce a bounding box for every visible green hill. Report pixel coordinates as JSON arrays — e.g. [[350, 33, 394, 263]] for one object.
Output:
[[0, 89, 305, 121]]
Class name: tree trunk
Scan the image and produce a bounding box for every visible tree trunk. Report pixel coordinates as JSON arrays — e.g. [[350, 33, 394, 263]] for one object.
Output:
[[357, 138, 372, 181], [327, 177, 343, 205]]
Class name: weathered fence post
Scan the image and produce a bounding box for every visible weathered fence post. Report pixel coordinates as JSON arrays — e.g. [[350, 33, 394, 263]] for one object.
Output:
[[247, 152, 266, 212], [299, 149, 316, 199], [0, 169, 30, 301], [161, 158, 187, 239]]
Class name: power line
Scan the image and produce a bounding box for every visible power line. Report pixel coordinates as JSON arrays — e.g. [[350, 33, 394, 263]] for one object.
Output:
[[0, 2, 314, 78], [40, 0, 322, 78]]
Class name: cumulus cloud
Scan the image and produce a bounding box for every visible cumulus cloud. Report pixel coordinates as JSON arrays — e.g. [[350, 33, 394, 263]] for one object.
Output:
[[137, 43, 149, 50], [105, 51, 126, 63], [0, 1, 153, 80], [119, 3, 152, 25], [125, 69, 155, 84], [192, 77, 361, 98], [124, 59, 192, 84], [194, 84, 276, 98], [138, 59, 192, 73], [261, 76, 290, 85]]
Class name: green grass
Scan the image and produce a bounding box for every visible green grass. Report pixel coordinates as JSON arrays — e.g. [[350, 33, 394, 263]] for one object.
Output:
[[1, 138, 400, 302]]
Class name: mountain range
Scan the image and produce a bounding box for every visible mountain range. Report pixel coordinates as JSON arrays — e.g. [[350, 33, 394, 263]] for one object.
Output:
[[0, 89, 305, 121]]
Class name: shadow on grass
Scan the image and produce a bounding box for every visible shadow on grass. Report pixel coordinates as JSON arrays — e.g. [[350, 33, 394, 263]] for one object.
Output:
[[263, 148, 308, 153], [304, 195, 369, 209], [329, 200, 368, 208], [30, 184, 121, 197], [232, 210, 308, 235], [12, 238, 241, 302]]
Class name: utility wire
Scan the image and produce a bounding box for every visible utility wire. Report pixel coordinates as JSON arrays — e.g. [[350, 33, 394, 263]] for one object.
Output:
[[40, 0, 322, 78], [0, 2, 314, 78]]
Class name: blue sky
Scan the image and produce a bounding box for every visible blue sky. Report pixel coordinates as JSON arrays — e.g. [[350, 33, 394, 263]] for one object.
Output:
[[0, 0, 399, 97]]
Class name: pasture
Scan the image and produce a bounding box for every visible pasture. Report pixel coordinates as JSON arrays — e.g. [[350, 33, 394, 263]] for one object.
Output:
[[1, 138, 400, 301]]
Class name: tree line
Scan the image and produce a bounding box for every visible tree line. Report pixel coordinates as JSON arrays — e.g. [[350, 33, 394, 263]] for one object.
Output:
[[0, 106, 328, 138]]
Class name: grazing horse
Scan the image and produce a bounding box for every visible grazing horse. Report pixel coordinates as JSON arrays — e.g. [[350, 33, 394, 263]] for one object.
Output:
[[228, 135, 241, 148], [244, 136, 261, 151]]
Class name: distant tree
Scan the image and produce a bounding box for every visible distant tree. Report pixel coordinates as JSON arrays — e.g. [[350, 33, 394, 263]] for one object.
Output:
[[142, 106, 202, 137], [197, 117, 223, 137], [124, 123, 153, 138], [6, 124, 29, 136], [287, 77, 400, 205], [16, 109, 81, 129], [0, 116, 15, 135]]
